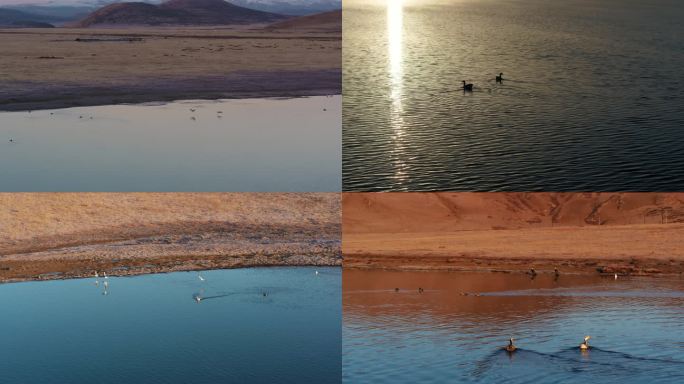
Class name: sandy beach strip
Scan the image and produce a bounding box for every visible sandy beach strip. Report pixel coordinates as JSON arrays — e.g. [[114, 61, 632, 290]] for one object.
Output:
[[0, 27, 341, 111], [343, 192, 684, 275], [0, 193, 341, 283]]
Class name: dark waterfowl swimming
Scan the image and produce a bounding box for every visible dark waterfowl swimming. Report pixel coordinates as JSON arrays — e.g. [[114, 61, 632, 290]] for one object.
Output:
[[418, 287, 424, 293], [395, 288, 399, 293], [554, 268, 560, 279], [462, 80, 474, 91], [580, 336, 591, 350], [496, 73, 503, 83], [504, 338, 517, 352]]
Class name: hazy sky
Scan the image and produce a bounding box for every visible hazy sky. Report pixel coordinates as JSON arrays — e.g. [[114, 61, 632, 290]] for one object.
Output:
[[0, 0, 340, 5]]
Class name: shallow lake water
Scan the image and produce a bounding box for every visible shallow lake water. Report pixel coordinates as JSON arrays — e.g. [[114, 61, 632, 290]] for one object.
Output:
[[0, 267, 341, 384], [343, 269, 684, 383], [343, 0, 684, 191], [0, 96, 341, 191]]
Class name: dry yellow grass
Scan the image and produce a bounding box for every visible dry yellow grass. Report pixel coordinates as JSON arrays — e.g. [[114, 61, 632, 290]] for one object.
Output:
[[0, 193, 341, 282], [0, 27, 340, 110], [0, 28, 339, 83]]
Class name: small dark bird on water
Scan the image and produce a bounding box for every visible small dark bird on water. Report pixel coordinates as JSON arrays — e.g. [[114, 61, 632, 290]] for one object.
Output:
[[527, 268, 537, 278], [418, 287, 424, 293], [9, 139, 14, 143], [504, 338, 517, 352], [554, 268, 560, 279], [496, 73, 503, 83], [462, 80, 474, 91], [395, 288, 399, 293], [263, 292, 267, 297]]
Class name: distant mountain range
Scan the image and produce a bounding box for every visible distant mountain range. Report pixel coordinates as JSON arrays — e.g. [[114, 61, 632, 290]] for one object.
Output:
[[268, 9, 340, 32], [74, 0, 289, 27], [0, 0, 339, 27], [0, 8, 55, 27], [0, 0, 340, 18]]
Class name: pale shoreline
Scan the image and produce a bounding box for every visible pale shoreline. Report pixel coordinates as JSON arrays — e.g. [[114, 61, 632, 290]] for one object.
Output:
[[0, 193, 341, 284], [0, 70, 340, 111], [344, 224, 684, 276], [343, 193, 684, 276], [0, 26, 341, 111]]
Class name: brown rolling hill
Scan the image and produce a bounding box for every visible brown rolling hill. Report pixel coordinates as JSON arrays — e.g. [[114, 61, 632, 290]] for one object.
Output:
[[75, 0, 289, 27], [266, 9, 341, 32], [343, 192, 684, 233]]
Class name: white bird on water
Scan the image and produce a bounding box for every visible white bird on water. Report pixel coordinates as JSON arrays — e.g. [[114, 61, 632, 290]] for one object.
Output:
[[104, 272, 108, 279], [315, 270, 319, 275], [614, 273, 618, 280], [198, 274, 205, 281], [194, 296, 202, 303]]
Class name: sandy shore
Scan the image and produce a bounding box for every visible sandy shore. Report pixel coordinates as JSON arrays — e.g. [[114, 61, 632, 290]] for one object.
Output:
[[343, 193, 684, 275], [0, 27, 340, 111], [0, 193, 340, 283]]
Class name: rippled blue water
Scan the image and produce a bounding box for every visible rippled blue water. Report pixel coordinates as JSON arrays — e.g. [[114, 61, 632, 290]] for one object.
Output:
[[343, 0, 684, 191], [343, 270, 684, 383], [0, 267, 341, 384]]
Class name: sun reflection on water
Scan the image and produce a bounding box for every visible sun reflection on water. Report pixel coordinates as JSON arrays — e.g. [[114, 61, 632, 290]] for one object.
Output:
[[387, 0, 408, 185]]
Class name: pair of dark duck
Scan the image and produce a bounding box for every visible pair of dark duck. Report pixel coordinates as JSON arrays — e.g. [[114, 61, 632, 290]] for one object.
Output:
[[462, 73, 503, 91], [503, 336, 592, 353]]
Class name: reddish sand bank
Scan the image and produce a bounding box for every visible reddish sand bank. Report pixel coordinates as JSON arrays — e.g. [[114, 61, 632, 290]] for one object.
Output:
[[343, 193, 684, 275]]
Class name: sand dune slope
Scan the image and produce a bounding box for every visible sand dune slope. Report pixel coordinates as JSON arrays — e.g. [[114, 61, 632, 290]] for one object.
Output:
[[343, 193, 684, 275]]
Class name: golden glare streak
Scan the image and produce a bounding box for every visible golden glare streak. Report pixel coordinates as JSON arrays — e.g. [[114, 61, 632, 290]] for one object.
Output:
[[387, 0, 404, 85], [387, 0, 407, 183]]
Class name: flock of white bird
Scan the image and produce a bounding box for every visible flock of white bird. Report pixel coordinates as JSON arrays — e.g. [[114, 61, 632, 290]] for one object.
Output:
[[93, 271, 109, 295], [94, 269, 320, 302]]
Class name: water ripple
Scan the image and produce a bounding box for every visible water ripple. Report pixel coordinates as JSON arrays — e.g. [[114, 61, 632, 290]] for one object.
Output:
[[343, 0, 684, 191]]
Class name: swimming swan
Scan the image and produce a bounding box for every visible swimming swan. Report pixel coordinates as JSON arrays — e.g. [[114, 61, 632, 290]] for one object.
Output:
[[580, 336, 591, 350], [462, 81, 474, 91], [504, 338, 517, 352]]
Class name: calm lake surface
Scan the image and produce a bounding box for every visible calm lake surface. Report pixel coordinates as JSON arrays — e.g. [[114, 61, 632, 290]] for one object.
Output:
[[343, 269, 684, 383], [343, 0, 684, 191], [0, 267, 341, 384], [0, 96, 341, 191]]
